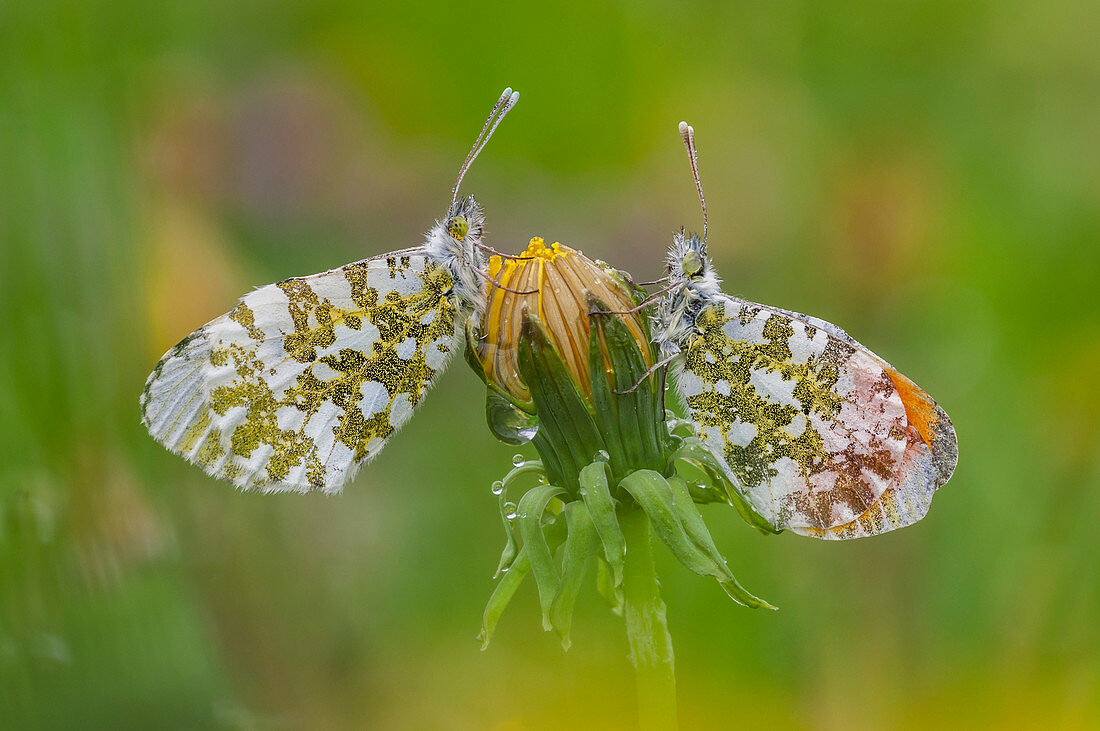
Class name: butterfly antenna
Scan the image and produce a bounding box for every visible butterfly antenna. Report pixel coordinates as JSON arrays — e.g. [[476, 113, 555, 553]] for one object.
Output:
[[456, 88, 510, 183], [451, 88, 521, 207], [678, 121, 707, 245]]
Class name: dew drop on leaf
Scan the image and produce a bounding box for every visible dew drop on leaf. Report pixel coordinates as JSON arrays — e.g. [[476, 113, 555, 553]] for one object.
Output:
[[486, 389, 539, 445]]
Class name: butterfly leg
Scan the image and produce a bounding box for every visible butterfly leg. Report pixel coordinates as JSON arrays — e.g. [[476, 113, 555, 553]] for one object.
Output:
[[612, 353, 678, 395], [474, 241, 538, 261], [477, 266, 541, 295], [589, 282, 676, 316]]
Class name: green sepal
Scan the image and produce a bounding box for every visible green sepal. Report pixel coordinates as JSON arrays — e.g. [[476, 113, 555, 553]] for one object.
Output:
[[718, 573, 777, 611], [595, 557, 624, 615], [550, 501, 601, 649], [517, 483, 567, 629], [600, 304, 664, 471], [463, 318, 488, 384], [479, 512, 568, 650], [493, 460, 547, 578], [587, 296, 665, 476], [619, 469, 774, 610], [585, 311, 631, 479], [502, 459, 546, 487], [619, 470, 719, 577], [666, 474, 775, 610], [479, 546, 529, 650], [596, 261, 651, 312], [517, 308, 606, 493], [586, 299, 640, 472], [493, 491, 519, 578], [578, 459, 625, 587], [530, 425, 569, 490], [668, 438, 780, 535], [669, 456, 728, 505]]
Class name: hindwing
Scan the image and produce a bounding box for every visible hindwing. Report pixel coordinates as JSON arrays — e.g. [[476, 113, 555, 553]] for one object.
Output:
[[674, 295, 957, 539]]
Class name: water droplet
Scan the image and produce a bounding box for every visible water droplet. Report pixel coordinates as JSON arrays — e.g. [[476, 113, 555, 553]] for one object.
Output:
[[503, 502, 518, 520], [486, 390, 539, 445], [500, 565, 510, 574], [596, 450, 610, 462], [665, 409, 675, 420], [512, 454, 525, 467], [490, 481, 504, 495]]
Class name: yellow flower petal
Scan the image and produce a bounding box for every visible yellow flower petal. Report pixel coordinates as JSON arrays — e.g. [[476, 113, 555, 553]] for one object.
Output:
[[479, 238, 650, 402]]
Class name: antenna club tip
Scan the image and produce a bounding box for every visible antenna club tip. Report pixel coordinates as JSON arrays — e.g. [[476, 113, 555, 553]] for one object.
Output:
[[502, 87, 512, 95], [509, 91, 520, 103], [678, 120, 689, 132]]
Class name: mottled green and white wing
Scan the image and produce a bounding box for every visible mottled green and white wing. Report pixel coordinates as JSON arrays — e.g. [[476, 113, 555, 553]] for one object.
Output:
[[675, 295, 957, 540], [141, 252, 461, 493]]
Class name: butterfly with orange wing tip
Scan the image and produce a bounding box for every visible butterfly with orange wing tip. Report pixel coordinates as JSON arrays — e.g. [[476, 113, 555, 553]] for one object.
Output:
[[643, 122, 957, 539], [141, 88, 530, 493]]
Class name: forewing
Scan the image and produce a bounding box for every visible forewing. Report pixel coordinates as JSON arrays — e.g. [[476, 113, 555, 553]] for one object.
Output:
[[675, 295, 957, 539], [140, 251, 461, 493]]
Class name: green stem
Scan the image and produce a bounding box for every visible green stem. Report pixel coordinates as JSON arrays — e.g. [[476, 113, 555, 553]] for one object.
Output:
[[620, 509, 678, 731]]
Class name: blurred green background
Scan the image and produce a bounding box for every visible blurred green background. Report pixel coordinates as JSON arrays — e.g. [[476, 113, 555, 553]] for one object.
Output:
[[2, 0, 1098, 728]]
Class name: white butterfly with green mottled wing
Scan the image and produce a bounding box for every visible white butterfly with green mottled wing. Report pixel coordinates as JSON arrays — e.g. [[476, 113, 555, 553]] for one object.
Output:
[[664, 269, 957, 539], [142, 87, 522, 492], [656, 122, 957, 539], [141, 249, 465, 493]]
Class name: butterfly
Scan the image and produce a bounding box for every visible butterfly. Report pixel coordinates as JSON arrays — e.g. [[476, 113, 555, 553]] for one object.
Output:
[[141, 88, 528, 493], [645, 122, 958, 540]]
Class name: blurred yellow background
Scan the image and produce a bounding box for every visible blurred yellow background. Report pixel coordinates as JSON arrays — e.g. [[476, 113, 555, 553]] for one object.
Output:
[[2, 1, 1098, 729]]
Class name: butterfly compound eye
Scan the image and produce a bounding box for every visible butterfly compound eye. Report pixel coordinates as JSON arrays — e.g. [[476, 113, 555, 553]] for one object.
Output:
[[447, 215, 469, 240], [682, 250, 704, 277]]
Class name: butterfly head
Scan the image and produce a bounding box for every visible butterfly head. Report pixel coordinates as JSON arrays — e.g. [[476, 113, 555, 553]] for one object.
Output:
[[425, 195, 486, 307], [680, 238, 706, 278], [446, 195, 485, 246], [667, 229, 719, 291]]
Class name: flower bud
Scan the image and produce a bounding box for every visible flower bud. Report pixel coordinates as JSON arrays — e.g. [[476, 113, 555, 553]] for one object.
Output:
[[471, 239, 775, 653], [477, 237, 651, 403]]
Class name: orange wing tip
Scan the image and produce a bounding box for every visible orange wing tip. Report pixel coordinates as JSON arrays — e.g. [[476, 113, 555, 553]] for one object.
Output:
[[884, 364, 958, 483], [885, 366, 941, 446]]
